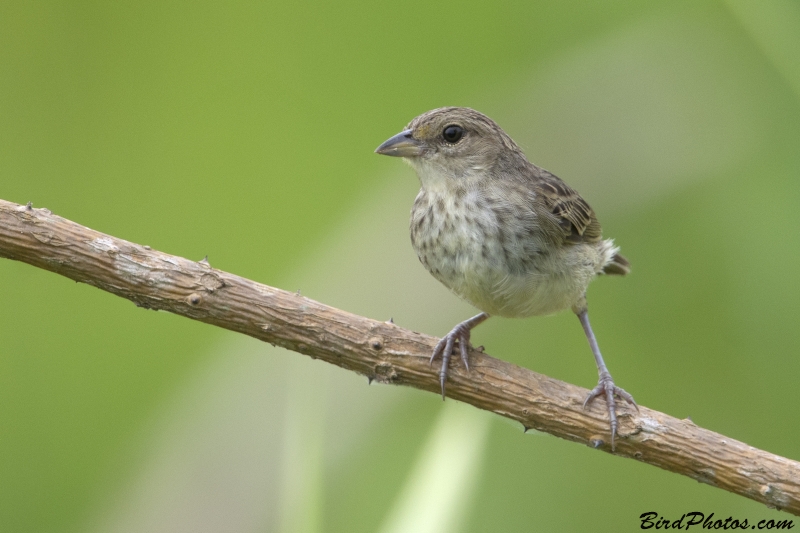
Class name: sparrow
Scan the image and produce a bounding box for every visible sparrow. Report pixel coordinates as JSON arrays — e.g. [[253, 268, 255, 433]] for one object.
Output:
[[375, 107, 636, 449]]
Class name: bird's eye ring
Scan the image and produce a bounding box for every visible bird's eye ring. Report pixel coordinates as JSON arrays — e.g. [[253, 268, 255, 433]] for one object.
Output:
[[442, 125, 464, 144]]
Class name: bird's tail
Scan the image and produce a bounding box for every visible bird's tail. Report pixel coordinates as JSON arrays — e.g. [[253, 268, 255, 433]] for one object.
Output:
[[599, 239, 631, 276]]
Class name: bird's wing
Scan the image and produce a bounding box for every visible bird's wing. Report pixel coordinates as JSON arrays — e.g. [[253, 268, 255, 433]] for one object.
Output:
[[534, 170, 602, 244]]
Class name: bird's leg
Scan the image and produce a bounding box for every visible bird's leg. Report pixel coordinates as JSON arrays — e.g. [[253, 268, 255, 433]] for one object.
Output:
[[431, 312, 489, 399], [575, 305, 637, 451]]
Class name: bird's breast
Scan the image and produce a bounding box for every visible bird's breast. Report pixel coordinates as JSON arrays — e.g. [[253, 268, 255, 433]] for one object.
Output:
[[409, 188, 599, 317]]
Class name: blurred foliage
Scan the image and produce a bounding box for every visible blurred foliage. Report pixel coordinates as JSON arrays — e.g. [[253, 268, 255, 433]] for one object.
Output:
[[1, 0, 800, 531]]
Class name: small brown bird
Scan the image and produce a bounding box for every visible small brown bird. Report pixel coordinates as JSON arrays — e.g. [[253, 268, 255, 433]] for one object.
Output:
[[375, 107, 636, 448]]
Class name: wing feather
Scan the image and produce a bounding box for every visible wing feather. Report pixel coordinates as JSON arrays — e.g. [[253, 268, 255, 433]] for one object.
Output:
[[534, 170, 602, 244]]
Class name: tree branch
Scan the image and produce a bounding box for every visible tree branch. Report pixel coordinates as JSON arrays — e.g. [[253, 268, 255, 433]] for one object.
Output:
[[1, 197, 798, 514]]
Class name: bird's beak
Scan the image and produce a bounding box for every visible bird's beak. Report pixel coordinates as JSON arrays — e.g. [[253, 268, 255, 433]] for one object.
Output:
[[374, 130, 424, 157]]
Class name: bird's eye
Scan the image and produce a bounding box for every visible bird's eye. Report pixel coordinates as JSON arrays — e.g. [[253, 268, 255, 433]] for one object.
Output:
[[442, 125, 464, 144]]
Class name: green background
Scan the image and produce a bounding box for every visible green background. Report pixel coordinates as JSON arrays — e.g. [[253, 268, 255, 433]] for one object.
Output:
[[2, 1, 799, 531]]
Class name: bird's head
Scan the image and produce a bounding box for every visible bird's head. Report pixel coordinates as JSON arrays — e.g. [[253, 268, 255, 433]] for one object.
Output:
[[375, 107, 526, 189]]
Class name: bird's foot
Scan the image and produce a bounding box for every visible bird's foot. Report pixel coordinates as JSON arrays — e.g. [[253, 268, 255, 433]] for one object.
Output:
[[430, 322, 478, 400], [583, 370, 638, 451]]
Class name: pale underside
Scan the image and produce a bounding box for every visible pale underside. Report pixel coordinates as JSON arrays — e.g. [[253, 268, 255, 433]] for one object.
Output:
[[409, 184, 618, 318]]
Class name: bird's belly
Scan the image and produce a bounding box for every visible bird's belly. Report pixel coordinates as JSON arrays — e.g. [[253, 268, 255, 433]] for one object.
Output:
[[448, 255, 590, 318], [410, 197, 595, 318]]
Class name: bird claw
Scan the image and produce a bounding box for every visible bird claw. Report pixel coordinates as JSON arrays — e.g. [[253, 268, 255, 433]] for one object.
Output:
[[430, 322, 472, 399], [583, 371, 637, 451]]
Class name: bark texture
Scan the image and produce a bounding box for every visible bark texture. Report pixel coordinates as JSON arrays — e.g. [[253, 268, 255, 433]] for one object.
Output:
[[1, 198, 798, 514]]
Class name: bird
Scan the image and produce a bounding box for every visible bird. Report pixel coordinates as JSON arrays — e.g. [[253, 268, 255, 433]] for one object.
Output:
[[374, 106, 636, 449]]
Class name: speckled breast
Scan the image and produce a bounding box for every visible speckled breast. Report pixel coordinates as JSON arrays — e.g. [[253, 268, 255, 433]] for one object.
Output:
[[408, 187, 592, 317]]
